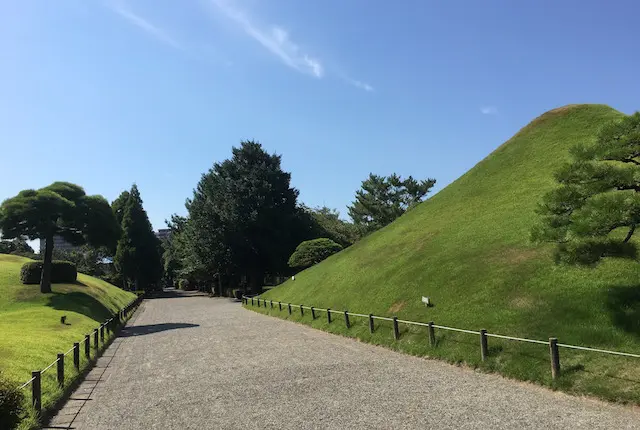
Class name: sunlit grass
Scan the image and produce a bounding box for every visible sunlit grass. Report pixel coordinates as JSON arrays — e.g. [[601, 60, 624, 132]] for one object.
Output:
[[0, 254, 135, 428]]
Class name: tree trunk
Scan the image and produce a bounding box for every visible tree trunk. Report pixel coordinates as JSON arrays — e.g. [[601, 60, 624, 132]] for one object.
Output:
[[40, 233, 54, 294], [249, 269, 264, 294]]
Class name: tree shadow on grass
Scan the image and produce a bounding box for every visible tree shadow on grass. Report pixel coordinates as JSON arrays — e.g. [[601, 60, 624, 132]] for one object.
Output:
[[47, 292, 114, 322], [605, 284, 640, 337], [119, 323, 199, 337]]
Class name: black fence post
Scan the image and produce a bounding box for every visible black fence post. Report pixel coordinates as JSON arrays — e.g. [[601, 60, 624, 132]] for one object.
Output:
[[279, 301, 282, 311], [288, 303, 292, 315], [327, 308, 332, 323], [32, 370, 41, 415], [393, 317, 400, 340], [73, 342, 80, 370], [428, 321, 436, 347], [344, 311, 350, 329], [311, 307, 316, 320], [94, 329, 99, 350], [369, 314, 374, 334], [251, 297, 254, 306], [100, 325, 105, 343], [549, 338, 560, 379], [480, 329, 488, 361], [300, 305, 304, 317], [57, 353, 64, 387], [270, 300, 273, 309], [84, 334, 90, 360]]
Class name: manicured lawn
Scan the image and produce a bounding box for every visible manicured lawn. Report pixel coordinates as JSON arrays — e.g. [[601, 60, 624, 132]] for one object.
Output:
[[0, 254, 135, 428], [255, 104, 640, 404]]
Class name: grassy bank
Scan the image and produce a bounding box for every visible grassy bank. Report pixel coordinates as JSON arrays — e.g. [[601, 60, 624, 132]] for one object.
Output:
[[254, 104, 640, 404], [0, 254, 135, 428]]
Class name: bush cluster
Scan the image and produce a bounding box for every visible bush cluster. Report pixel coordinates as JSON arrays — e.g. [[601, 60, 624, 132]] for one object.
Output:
[[178, 279, 192, 290], [288, 238, 343, 269], [0, 373, 25, 430], [20, 261, 78, 284]]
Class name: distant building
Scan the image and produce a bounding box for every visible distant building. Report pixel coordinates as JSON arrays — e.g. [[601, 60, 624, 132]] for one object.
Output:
[[39, 235, 79, 253], [155, 229, 171, 242]]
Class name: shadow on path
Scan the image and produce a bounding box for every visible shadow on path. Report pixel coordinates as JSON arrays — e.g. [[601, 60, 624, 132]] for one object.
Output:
[[120, 323, 199, 337]]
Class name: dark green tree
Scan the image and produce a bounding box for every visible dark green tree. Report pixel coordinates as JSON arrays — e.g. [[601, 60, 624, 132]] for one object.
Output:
[[113, 185, 163, 291], [348, 173, 436, 232], [161, 215, 187, 287], [0, 237, 35, 256], [187, 141, 307, 292], [532, 112, 640, 264], [0, 182, 119, 293], [51, 245, 111, 277], [288, 238, 343, 269], [301, 205, 362, 247]]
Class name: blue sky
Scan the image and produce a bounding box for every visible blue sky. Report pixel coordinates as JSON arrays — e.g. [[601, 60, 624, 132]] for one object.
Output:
[[2, 0, 640, 236]]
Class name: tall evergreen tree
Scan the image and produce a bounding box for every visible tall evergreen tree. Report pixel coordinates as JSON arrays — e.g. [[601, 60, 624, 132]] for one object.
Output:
[[532, 112, 640, 264], [187, 141, 308, 292], [113, 185, 163, 290]]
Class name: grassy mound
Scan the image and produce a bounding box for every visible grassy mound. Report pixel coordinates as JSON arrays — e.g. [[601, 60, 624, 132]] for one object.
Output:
[[0, 254, 135, 425], [256, 104, 640, 403]]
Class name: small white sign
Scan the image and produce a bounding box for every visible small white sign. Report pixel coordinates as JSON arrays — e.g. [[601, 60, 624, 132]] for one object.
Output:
[[421, 296, 431, 306]]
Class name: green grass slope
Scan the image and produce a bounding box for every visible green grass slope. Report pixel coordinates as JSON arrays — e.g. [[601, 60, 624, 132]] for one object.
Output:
[[0, 254, 135, 417], [257, 104, 640, 403]]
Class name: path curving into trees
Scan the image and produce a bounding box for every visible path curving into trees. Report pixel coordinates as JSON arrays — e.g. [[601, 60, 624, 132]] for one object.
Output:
[[47, 291, 640, 429]]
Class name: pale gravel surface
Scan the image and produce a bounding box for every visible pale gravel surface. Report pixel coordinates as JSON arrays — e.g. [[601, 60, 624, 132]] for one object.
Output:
[[46, 290, 640, 429]]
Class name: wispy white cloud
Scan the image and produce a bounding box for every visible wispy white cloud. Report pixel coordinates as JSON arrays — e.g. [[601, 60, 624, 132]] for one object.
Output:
[[348, 78, 374, 92], [480, 106, 498, 115], [208, 0, 324, 78], [108, 1, 182, 50]]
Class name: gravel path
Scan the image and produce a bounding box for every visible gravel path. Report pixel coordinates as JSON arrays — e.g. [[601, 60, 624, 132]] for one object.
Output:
[[46, 291, 640, 429]]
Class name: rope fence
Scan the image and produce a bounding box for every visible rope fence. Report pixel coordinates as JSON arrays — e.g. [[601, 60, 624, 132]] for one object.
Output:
[[16, 294, 144, 421], [243, 295, 640, 379]]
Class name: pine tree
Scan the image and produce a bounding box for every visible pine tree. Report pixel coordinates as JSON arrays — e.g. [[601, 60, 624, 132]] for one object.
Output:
[[532, 112, 640, 264], [348, 173, 436, 232]]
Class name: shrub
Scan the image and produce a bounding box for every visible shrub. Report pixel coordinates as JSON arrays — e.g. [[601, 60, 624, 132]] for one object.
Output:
[[20, 261, 78, 284], [0, 373, 25, 430], [178, 279, 190, 290], [288, 238, 343, 269]]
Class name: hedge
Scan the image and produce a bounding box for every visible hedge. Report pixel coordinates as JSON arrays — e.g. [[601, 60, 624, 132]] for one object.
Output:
[[20, 261, 78, 284]]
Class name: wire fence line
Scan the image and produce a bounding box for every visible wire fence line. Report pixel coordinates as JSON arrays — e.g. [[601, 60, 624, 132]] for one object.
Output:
[[243, 296, 640, 379], [15, 294, 144, 423]]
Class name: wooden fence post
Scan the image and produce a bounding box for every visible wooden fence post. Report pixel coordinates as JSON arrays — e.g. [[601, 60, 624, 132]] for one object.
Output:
[[32, 370, 41, 415], [344, 311, 350, 329], [73, 342, 80, 370], [251, 297, 254, 306], [549, 338, 560, 379], [93, 329, 98, 350], [288, 303, 292, 315], [100, 325, 105, 343], [270, 300, 273, 309], [428, 321, 436, 347], [393, 317, 400, 340], [279, 301, 282, 311], [369, 314, 374, 334], [57, 353, 64, 387], [300, 305, 304, 317], [327, 308, 332, 323], [311, 307, 316, 320], [480, 329, 488, 361], [84, 334, 90, 360]]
